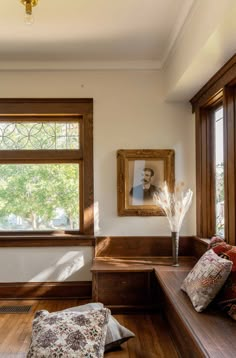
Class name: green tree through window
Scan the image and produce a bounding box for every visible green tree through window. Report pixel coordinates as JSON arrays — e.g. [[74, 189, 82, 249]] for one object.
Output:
[[0, 164, 79, 230]]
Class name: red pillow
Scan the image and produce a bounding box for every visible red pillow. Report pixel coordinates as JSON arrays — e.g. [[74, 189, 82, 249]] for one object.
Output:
[[212, 242, 233, 256]]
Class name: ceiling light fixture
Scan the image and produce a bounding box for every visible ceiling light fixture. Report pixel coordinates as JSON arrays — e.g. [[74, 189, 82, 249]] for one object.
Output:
[[20, 0, 38, 25]]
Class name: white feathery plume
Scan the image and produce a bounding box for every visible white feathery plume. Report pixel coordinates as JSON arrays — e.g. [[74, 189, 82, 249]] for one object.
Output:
[[154, 181, 193, 232]]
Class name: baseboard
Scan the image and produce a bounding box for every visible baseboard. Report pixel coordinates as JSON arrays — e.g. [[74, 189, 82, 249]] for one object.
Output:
[[0, 281, 92, 299]]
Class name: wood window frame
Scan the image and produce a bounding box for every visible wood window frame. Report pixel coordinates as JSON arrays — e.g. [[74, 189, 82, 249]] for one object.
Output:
[[191, 54, 236, 245], [0, 98, 94, 247]]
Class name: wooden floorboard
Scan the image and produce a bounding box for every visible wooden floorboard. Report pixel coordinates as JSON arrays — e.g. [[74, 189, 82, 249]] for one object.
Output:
[[0, 300, 179, 357]]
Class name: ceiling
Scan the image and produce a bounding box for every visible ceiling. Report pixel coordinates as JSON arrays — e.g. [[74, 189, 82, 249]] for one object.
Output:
[[0, 0, 194, 67], [0, 0, 236, 101]]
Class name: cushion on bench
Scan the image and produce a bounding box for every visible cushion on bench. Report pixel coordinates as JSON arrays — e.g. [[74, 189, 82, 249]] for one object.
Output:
[[181, 249, 232, 312]]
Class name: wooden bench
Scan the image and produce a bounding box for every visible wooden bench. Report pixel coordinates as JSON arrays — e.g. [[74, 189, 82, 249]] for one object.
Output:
[[92, 237, 236, 357], [155, 266, 236, 358]]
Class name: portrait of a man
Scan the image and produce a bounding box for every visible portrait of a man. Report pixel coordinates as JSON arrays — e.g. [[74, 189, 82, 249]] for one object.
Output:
[[129, 167, 159, 205], [128, 159, 164, 206]]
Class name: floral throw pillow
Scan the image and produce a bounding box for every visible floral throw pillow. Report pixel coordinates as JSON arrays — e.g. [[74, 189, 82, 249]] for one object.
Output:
[[181, 249, 233, 312], [64, 302, 135, 352], [27, 308, 110, 358]]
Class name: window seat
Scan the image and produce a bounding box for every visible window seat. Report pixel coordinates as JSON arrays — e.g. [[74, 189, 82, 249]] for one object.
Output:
[[155, 267, 236, 358], [92, 237, 236, 357]]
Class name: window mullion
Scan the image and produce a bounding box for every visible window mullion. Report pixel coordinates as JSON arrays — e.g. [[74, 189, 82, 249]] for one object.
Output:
[[0, 149, 82, 163]]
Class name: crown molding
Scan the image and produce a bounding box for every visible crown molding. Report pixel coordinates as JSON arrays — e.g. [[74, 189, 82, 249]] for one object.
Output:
[[0, 60, 162, 71], [161, 0, 197, 67]]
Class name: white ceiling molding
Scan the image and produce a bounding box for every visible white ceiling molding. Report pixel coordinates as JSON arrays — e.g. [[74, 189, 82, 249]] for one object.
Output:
[[161, 0, 196, 67], [0, 60, 162, 71]]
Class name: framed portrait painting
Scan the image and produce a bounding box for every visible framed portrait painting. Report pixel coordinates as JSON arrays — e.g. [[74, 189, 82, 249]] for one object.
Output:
[[117, 149, 175, 216]]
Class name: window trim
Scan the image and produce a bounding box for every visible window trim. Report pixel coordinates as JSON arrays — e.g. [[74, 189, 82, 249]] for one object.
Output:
[[195, 100, 223, 238], [0, 98, 94, 246], [191, 54, 236, 245]]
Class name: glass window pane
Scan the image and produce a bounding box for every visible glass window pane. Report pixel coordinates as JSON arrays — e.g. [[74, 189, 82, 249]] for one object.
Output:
[[215, 107, 224, 237], [0, 164, 79, 231], [0, 122, 79, 150]]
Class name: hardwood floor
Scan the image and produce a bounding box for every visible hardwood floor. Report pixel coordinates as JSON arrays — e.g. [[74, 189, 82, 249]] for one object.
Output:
[[0, 300, 179, 358]]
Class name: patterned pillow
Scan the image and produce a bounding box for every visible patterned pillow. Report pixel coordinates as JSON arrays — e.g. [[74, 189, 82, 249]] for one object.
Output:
[[64, 302, 135, 352], [181, 249, 233, 312], [213, 246, 236, 320], [27, 308, 110, 358]]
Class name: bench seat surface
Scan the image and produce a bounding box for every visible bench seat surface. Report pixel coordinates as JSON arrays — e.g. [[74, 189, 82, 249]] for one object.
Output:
[[155, 268, 236, 358]]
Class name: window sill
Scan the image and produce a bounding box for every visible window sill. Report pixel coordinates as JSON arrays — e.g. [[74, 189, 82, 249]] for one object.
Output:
[[0, 234, 95, 247]]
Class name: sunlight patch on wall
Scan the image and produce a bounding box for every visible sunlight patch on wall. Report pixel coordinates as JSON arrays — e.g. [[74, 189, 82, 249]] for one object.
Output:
[[29, 252, 85, 282]]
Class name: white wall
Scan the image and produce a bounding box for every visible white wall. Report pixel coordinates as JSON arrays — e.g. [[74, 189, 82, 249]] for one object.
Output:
[[0, 70, 195, 282], [0, 247, 93, 282]]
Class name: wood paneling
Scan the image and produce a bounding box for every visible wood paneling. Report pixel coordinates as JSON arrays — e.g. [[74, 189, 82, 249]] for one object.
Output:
[[0, 281, 92, 299], [91, 257, 195, 312], [95, 272, 150, 307], [95, 235, 194, 257]]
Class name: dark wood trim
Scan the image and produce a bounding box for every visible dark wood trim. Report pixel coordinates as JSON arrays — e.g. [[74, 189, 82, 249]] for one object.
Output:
[[194, 88, 226, 239], [224, 85, 236, 245], [0, 281, 92, 299], [95, 236, 194, 258], [0, 98, 93, 115], [0, 98, 94, 241], [190, 54, 236, 112], [196, 103, 222, 238], [83, 113, 94, 235], [192, 55, 236, 244], [0, 115, 82, 121], [0, 150, 82, 163], [0, 235, 95, 247], [195, 108, 202, 237]]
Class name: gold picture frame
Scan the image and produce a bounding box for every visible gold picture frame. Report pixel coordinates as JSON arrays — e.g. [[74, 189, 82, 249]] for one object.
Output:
[[117, 149, 175, 216]]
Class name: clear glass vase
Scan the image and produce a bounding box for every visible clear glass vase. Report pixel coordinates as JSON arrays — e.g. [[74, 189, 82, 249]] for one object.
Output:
[[171, 231, 179, 267]]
